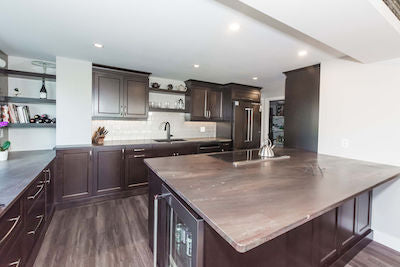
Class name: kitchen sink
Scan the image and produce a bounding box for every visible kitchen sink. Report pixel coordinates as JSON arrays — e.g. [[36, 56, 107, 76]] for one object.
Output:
[[154, 138, 186, 142]]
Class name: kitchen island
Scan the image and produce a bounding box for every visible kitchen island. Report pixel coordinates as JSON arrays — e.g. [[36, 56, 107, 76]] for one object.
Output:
[[145, 148, 400, 267]]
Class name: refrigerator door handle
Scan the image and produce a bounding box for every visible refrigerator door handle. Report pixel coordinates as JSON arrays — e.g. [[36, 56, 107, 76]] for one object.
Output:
[[250, 108, 254, 142], [204, 91, 207, 118], [245, 108, 251, 142]]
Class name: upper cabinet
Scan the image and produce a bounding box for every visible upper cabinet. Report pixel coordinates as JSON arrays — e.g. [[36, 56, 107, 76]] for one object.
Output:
[[185, 80, 223, 121], [92, 65, 150, 120]]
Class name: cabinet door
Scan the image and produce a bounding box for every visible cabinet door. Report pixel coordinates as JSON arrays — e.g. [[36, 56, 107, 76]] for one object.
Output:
[[338, 198, 356, 252], [0, 232, 24, 267], [56, 149, 93, 202], [356, 191, 371, 236], [94, 147, 124, 194], [93, 71, 124, 117], [312, 209, 338, 266], [124, 77, 148, 119], [125, 146, 152, 188], [208, 90, 223, 120], [191, 87, 208, 119]]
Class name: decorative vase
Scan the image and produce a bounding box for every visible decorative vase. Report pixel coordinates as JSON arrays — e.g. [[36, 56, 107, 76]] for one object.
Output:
[[0, 150, 8, 161]]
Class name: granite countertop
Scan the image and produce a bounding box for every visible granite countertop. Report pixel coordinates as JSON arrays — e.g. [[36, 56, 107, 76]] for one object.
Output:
[[144, 148, 400, 253], [0, 150, 55, 217], [55, 137, 232, 149]]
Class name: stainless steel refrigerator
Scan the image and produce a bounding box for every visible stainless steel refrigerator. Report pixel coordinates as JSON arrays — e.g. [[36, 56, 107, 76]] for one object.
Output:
[[232, 101, 261, 150]]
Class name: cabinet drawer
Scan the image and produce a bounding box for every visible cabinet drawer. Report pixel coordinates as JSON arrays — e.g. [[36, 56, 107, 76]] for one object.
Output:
[[0, 200, 22, 250], [25, 172, 46, 214], [25, 190, 46, 252], [0, 232, 24, 267]]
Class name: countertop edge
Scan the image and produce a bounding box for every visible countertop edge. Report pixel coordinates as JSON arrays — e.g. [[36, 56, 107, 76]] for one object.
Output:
[[0, 151, 56, 218]]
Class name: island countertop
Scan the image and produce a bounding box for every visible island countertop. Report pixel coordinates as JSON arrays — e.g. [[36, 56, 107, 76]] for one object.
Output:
[[0, 150, 55, 217], [144, 148, 400, 253]]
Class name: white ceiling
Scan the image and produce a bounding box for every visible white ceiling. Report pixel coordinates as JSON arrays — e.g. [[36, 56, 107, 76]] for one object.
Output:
[[239, 0, 400, 63], [0, 0, 342, 86]]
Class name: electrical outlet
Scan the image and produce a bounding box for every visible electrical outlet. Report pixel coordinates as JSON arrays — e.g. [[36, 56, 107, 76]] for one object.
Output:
[[341, 138, 350, 149], [200, 127, 205, 133]]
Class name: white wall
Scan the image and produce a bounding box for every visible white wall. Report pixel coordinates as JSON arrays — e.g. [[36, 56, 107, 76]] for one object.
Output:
[[56, 57, 92, 146], [318, 57, 400, 251]]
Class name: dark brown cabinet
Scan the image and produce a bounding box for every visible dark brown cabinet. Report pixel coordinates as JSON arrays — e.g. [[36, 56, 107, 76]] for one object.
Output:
[[338, 198, 356, 252], [185, 80, 223, 121], [125, 145, 152, 188], [124, 77, 148, 119], [92, 66, 150, 120], [93, 147, 124, 194], [56, 148, 93, 202], [284, 64, 320, 152], [355, 191, 371, 236], [44, 160, 55, 220], [93, 71, 124, 118]]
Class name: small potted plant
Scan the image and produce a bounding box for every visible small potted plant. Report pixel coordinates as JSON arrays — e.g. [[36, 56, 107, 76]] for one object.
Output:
[[0, 141, 10, 161]]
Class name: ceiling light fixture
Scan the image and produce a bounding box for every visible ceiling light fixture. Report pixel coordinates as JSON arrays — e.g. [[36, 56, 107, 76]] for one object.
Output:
[[229, 23, 240, 31], [94, 43, 103, 48], [252, 77, 258, 80], [193, 64, 200, 68], [298, 50, 308, 57]]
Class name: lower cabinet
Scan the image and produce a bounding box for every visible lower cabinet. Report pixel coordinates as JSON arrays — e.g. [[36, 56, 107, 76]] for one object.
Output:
[[125, 145, 152, 188], [56, 148, 93, 202], [93, 147, 124, 194]]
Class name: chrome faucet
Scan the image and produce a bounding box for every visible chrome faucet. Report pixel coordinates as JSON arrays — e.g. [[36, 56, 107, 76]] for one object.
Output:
[[163, 122, 173, 140]]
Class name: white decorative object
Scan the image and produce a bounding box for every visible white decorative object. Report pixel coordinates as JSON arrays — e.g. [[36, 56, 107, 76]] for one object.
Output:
[[0, 150, 8, 161]]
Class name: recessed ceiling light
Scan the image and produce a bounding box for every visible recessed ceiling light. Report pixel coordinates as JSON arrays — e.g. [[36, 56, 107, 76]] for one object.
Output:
[[252, 77, 258, 80], [298, 50, 308, 57], [94, 43, 103, 48], [193, 64, 200, 68], [229, 23, 240, 31]]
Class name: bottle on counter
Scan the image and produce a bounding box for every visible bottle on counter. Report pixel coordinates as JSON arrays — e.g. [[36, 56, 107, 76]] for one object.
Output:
[[40, 78, 47, 99]]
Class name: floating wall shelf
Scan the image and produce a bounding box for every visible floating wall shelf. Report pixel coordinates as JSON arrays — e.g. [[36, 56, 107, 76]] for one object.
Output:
[[0, 69, 56, 81], [0, 96, 56, 105]]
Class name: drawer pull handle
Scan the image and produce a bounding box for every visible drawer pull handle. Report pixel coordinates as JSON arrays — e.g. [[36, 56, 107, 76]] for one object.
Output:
[[0, 216, 21, 245], [199, 146, 220, 150], [28, 215, 44, 235], [133, 148, 145, 152], [134, 154, 146, 158], [8, 259, 21, 267], [27, 184, 44, 200]]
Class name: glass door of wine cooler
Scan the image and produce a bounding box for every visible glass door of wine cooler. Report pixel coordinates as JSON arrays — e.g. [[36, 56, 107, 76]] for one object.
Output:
[[162, 185, 204, 267]]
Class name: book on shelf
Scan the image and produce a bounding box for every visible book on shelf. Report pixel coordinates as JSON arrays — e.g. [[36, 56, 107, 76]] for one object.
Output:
[[0, 104, 32, 124]]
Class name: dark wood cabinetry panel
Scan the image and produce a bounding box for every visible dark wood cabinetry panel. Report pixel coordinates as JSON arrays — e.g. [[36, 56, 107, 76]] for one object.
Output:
[[125, 145, 152, 188], [356, 191, 371, 236], [92, 66, 149, 120], [56, 149, 93, 202], [190, 86, 208, 119], [284, 64, 320, 152], [208, 89, 223, 119], [94, 147, 124, 194], [25, 189, 46, 255], [124, 78, 148, 118], [0, 200, 22, 251], [338, 198, 356, 251], [313, 209, 338, 266], [45, 160, 55, 219], [93, 71, 124, 117], [287, 220, 313, 267], [0, 232, 24, 267]]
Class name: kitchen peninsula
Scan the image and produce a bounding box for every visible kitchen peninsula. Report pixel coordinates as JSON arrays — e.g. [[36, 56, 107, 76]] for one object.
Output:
[[146, 148, 400, 267]]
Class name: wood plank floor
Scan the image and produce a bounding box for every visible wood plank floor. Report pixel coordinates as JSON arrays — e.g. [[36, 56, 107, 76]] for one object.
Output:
[[34, 194, 400, 267], [34, 195, 152, 267]]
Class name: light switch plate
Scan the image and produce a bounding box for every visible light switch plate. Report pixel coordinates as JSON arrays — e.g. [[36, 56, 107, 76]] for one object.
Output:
[[200, 127, 205, 133], [341, 138, 350, 148]]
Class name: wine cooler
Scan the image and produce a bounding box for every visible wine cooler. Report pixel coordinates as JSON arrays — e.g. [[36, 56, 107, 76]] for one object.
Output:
[[154, 185, 204, 267]]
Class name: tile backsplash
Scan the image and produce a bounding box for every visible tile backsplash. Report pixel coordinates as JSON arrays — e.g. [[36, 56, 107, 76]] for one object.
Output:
[[92, 112, 216, 141]]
